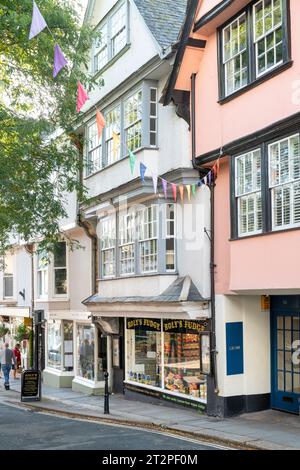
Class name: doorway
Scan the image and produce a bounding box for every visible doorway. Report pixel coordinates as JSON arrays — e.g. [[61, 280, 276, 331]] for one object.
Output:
[[271, 308, 300, 413]]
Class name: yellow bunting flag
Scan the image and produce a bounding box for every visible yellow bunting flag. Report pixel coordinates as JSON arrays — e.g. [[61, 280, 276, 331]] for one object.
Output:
[[112, 131, 120, 158], [186, 185, 191, 201], [179, 185, 184, 202]]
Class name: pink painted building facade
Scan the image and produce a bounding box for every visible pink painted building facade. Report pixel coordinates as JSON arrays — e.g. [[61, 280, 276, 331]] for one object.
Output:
[[163, 0, 300, 416]]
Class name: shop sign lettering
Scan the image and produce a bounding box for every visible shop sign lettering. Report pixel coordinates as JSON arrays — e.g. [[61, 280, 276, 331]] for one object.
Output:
[[126, 318, 161, 331], [163, 319, 210, 334]]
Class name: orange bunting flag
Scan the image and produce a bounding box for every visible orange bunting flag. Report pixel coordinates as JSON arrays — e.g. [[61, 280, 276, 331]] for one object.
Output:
[[179, 185, 184, 202], [186, 185, 191, 201], [96, 110, 105, 138]]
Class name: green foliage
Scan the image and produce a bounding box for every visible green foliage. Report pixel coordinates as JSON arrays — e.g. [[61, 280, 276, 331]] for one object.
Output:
[[0, 324, 10, 338], [0, 0, 100, 252], [14, 323, 30, 342]]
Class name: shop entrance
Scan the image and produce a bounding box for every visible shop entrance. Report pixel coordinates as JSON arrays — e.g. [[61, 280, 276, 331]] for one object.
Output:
[[271, 297, 300, 414]]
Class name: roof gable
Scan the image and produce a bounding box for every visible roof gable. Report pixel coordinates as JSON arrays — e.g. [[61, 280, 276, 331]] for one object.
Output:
[[134, 0, 188, 51]]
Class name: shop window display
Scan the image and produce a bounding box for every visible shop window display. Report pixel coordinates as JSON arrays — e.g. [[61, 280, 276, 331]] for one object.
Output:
[[126, 318, 161, 387], [77, 324, 95, 380], [47, 320, 62, 370]]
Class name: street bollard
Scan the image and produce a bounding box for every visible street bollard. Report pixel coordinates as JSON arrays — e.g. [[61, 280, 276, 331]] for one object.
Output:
[[104, 371, 109, 414]]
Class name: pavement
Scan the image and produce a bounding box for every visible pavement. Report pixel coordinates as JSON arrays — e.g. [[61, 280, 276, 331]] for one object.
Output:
[[2, 377, 300, 450]]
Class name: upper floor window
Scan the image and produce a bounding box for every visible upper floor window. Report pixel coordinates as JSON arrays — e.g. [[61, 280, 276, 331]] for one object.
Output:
[[219, 0, 289, 100], [37, 251, 48, 298], [99, 203, 176, 279], [235, 150, 262, 236], [93, 1, 128, 74], [3, 254, 13, 298], [269, 134, 300, 229], [86, 82, 158, 176], [53, 242, 67, 296], [232, 132, 300, 238]]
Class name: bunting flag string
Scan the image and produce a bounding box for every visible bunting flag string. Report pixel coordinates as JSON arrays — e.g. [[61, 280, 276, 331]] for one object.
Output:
[[130, 156, 221, 202]]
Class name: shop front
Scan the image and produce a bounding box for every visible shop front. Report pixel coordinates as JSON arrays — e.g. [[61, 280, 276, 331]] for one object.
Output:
[[0, 307, 31, 369], [44, 310, 111, 394], [124, 317, 211, 411]]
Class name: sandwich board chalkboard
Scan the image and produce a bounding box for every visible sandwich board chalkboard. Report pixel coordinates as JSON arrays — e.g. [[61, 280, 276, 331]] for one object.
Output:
[[21, 370, 41, 402]]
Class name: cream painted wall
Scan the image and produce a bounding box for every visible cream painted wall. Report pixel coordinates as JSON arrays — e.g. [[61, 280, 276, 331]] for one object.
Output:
[[0, 247, 32, 308], [216, 294, 271, 397]]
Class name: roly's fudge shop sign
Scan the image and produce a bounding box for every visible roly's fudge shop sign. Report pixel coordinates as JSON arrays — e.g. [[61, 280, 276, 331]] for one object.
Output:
[[126, 318, 211, 334]]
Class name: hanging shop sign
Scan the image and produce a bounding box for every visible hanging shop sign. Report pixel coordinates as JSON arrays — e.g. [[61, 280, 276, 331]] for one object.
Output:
[[21, 370, 41, 402], [163, 319, 211, 334], [126, 318, 161, 332], [92, 316, 119, 335]]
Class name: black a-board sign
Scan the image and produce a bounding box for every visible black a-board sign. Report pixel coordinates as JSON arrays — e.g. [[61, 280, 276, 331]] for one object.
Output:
[[21, 370, 42, 402]]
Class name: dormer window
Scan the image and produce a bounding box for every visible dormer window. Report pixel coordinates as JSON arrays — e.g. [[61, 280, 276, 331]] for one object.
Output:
[[93, 1, 129, 74]]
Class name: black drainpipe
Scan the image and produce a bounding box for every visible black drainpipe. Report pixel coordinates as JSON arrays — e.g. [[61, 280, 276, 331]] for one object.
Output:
[[191, 73, 219, 403]]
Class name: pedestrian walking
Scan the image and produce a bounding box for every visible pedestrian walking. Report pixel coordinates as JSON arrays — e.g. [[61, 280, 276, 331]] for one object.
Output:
[[13, 343, 22, 379], [0, 343, 16, 390]]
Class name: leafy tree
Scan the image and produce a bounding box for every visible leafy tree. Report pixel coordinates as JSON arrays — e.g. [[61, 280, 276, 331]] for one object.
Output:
[[0, 0, 99, 252]]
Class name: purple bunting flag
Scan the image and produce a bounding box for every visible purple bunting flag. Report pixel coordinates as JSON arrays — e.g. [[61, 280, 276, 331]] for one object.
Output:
[[162, 179, 168, 198], [140, 163, 147, 182], [29, 1, 47, 40], [53, 44, 68, 78]]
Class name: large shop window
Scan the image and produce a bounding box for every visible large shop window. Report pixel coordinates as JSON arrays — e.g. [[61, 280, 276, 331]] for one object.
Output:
[[219, 0, 289, 100], [126, 319, 210, 402], [77, 324, 95, 381], [48, 320, 62, 370]]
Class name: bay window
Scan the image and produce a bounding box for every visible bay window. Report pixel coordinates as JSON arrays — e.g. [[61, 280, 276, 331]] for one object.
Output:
[[86, 83, 158, 177], [219, 0, 289, 100], [93, 1, 128, 74], [99, 203, 176, 279], [235, 149, 262, 236], [53, 242, 67, 296], [100, 216, 116, 278]]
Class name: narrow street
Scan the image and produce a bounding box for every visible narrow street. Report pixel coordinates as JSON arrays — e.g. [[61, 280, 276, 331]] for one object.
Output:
[[0, 402, 227, 451]]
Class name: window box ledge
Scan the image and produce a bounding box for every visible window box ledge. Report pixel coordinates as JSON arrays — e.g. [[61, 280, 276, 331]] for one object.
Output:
[[230, 224, 300, 242]]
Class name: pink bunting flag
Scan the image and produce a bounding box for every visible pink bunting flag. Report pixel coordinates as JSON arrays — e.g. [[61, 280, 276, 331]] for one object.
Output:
[[162, 179, 168, 199], [53, 44, 68, 78], [76, 81, 89, 113], [152, 175, 158, 194], [29, 1, 47, 40], [171, 183, 177, 202]]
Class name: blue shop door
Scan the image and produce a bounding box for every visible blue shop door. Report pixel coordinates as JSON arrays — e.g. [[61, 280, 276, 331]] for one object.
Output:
[[271, 313, 300, 413]]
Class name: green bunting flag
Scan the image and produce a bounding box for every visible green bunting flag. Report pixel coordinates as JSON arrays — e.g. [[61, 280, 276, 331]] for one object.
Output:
[[129, 150, 136, 176], [192, 184, 197, 196]]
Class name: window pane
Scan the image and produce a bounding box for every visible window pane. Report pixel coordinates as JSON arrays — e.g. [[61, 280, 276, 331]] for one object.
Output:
[[55, 268, 67, 295], [111, 3, 127, 57], [48, 321, 61, 370], [54, 242, 66, 268], [4, 276, 13, 298], [77, 324, 95, 380]]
